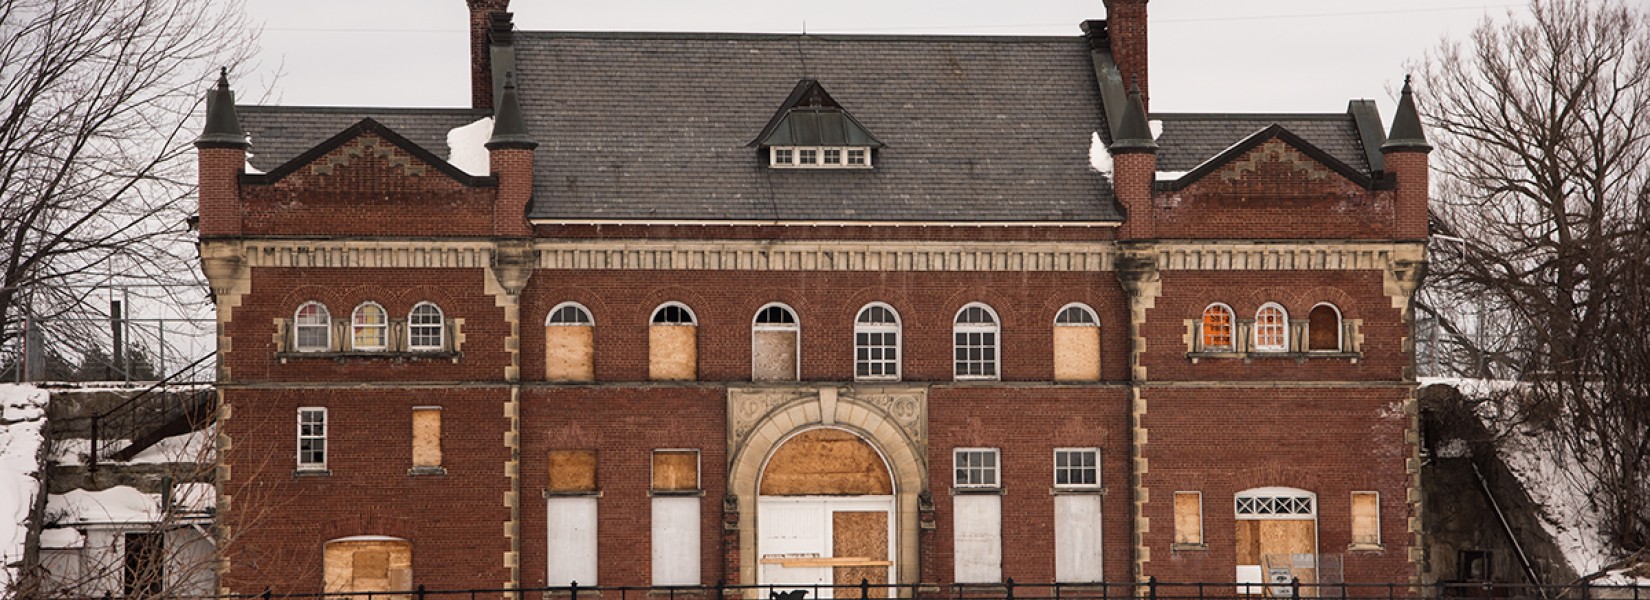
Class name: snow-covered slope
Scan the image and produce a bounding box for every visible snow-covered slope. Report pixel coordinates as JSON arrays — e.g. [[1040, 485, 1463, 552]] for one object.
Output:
[[0, 384, 48, 588]]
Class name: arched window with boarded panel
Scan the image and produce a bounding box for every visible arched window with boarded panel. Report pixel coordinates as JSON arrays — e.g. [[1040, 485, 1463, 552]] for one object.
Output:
[[1308, 303, 1342, 352], [751, 303, 799, 381], [1201, 303, 1235, 352], [1053, 303, 1100, 382], [545, 302, 595, 382], [650, 302, 698, 381], [323, 536, 411, 596]]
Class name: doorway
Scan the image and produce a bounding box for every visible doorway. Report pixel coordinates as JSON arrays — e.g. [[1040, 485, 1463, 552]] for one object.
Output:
[[757, 428, 895, 598], [1233, 488, 1318, 596]]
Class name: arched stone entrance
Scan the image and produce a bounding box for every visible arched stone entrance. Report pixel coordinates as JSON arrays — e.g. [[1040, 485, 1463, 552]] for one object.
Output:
[[727, 385, 928, 595], [758, 428, 895, 597]]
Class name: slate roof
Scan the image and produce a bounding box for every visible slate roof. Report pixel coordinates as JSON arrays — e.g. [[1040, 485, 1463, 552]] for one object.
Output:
[[1152, 113, 1372, 174], [514, 32, 1122, 222], [239, 106, 488, 172]]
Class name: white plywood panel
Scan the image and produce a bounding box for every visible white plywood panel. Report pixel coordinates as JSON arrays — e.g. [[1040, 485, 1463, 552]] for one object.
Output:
[[652, 497, 701, 585], [1054, 494, 1103, 582], [953, 494, 1002, 583], [548, 496, 598, 585]]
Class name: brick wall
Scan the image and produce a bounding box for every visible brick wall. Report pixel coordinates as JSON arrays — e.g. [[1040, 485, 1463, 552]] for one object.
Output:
[[1150, 142, 1398, 240]]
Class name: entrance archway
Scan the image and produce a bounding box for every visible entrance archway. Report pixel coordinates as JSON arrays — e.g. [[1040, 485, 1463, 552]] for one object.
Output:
[[758, 428, 895, 598]]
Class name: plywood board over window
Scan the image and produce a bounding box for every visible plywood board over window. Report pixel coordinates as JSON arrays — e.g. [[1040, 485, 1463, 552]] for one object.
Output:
[[1351, 492, 1381, 547], [549, 450, 598, 493], [653, 450, 700, 491], [1174, 492, 1203, 545], [411, 407, 441, 468], [1053, 326, 1101, 382], [546, 325, 594, 381], [323, 538, 411, 597], [760, 429, 892, 496], [752, 329, 798, 381], [649, 325, 697, 381]]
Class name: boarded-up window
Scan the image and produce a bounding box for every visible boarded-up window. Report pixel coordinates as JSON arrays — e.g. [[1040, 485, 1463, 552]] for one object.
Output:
[[1351, 491, 1380, 546], [549, 450, 597, 493], [652, 450, 700, 491], [752, 304, 799, 381], [323, 538, 412, 596], [1054, 494, 1103, 582], [546, 303, 595, 382], [1174, 492, 1203, 545], [954, 494, 1002, 583], [651, 496, 700, 585], [1202, 304, 1234, 351], [548, 496, 598, 585], [1053, 304, 1100, 382], [650, 302, 697, 381], [1309, 304, 1341, 351], [412, 407, 441, 468]]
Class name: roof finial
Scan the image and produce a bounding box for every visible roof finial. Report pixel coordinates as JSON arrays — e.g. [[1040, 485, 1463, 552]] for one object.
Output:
[[1111, 79, 1157, 154], [1382, 73, 1431, 153], [487, 70, 537, 150], [195, 67, 248, 150]]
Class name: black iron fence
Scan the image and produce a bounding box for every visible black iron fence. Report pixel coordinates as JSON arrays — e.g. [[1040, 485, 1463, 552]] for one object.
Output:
[[148, 578, 1650, 600]]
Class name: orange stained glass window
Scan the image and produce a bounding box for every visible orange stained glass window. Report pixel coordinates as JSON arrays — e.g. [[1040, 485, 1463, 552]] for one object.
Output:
[[1202, 305, 1233, 350]]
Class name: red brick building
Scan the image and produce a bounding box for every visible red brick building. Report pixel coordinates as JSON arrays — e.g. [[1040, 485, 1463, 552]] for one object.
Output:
[[197, 0, 1431, 595]]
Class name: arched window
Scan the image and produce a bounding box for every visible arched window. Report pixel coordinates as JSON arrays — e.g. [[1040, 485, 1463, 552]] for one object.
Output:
[[1254, 303, 1288, 352], [351, 302, 388, 351], [545, 302, 595, 382], [294, 302, 331, 352], [1308, 303, 1342, 352], [854, 303, 901, 381], [1053, 303, 1100, 382], [407, 302, 444, 351], [953, 303, 1000, 380], [751, 303, 799, 381], [650, 302, 697, 381], [1201, 304, 1234, 352]]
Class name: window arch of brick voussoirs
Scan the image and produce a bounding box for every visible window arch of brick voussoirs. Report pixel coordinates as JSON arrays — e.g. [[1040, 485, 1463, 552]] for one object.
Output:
[[1308, 303, 1343, 352], [1254, 303, 1288, 352], [1201, 303, 1235, 352]]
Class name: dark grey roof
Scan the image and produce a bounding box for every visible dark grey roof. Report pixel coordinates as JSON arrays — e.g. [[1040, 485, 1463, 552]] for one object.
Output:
[[516, 32, 1121, 222], [1153, 113, 1372, 174], [238, 106, 488, 172]]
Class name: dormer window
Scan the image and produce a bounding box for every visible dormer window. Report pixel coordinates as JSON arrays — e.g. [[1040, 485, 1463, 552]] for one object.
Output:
[[754, 79, 883, 169], [769, 146, 872, 169]]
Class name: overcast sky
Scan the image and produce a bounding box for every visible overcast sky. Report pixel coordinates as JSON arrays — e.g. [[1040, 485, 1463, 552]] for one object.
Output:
[[240, 1, 1529, 122]]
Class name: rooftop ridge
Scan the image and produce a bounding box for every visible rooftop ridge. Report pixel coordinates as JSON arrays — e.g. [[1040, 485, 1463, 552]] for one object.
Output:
[[1153, 112, 1353, 120], [239, 105, 489, 114], [518, 30, 1085, 43]]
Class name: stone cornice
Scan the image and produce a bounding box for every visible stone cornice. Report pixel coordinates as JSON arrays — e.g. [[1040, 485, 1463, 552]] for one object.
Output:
[[221, 239, 1427, 273]]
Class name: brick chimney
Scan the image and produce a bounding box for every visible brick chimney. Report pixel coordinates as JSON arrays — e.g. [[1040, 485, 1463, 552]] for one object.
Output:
[[1381, 76, 1432, 241], [1111, 83, 1158, 240], [194, 68, 247, 238], [468, 0, 510, 110], [1103, 0, 1149, 110]]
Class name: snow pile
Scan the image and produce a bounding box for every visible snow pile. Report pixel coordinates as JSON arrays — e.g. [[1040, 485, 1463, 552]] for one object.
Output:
[[1088, 132, 1113, 176], [0, 384, 49, 586], [46, 486, 163, 525], [446, 117, 494, 176], [37, 527, 83, 549], [171, 482, 217, 513], [50, 427, 215, 467]]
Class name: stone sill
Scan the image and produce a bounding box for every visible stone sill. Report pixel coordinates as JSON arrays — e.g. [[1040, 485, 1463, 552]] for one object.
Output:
[[408, 466, 447, 476], [277, 350, 461, 364], [1187, 351, 1361, 364], [1172, 542, 1209, 552], [293, 468, 331, 478]]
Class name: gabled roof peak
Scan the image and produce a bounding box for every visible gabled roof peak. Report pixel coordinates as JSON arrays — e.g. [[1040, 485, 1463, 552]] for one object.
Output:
[[752, 79, 884, 148]]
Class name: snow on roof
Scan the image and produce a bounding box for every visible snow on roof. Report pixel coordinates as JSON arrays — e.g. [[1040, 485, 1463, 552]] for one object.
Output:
[[446, 117, 493, 177], [0, 384, 49, 586], [37, 527, 83, 549], [46, 486, 163, 525]]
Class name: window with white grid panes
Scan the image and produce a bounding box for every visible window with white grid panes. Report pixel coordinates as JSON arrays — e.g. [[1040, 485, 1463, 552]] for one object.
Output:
[[768, 146, 873, 169], [294, 302, 331, 352], [953, 448, 1000, 488], [953, 303, 1000, 379], [1254, 303, 1288, 352], [798, 148, 817, 165], [1053, 448, 1099, 488], [772, 148, 793, 165], [1234, 494, 1314, 517], [847, 149, 867, 165], [351, 302, 388, 350], [854, 303, 900, 381], [297, 408, 327, 470], [408, 302, 444, 351]]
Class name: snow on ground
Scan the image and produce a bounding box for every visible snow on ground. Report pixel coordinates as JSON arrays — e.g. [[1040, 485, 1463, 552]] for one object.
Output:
[[1088, 132, 1113, 176], [1429, 378, 1648, 584], [0, 384, 49, 587], [447, 117, 494, 176]]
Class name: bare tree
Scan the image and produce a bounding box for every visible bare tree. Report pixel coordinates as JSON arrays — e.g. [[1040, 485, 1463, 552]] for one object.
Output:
[[1415, 0, 1650, 559], [0, 0, 257, 372]]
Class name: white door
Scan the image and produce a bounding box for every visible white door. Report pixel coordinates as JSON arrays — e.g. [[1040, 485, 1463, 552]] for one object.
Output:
[[757, 497, 894, 599]]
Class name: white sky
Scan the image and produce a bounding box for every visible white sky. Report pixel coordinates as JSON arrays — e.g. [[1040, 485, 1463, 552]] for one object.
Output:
[[240, 1, 1529, 124]]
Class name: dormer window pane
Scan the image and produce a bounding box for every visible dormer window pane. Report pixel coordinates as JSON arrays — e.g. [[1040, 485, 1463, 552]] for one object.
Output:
[[799, 149, 817, 164], [847, 149, 866, 165], [824, 149, 841, 164], [773, 148, 792, 165]]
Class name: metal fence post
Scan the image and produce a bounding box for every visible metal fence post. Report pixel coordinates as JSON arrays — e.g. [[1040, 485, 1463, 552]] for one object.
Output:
[[1005, 578, 1015, 600], [1290, 577, 1300, 600], [1148, 576, 1158, 600], [417, 583, 427, 600], [572, 580, 581, 600], [716, 578, 725, 600], [862, 577, 871, 599]]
